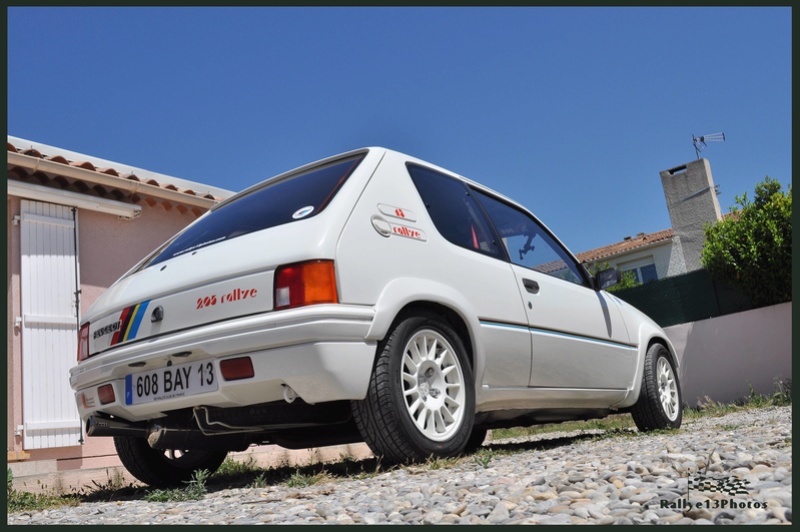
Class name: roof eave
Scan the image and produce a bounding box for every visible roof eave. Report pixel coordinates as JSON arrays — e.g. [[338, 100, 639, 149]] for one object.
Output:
[[8, 151, 217, 209]]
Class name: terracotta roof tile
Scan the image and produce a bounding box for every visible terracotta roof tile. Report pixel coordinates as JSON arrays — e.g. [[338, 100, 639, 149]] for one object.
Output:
[[7, 139, 228, 215], [576, 228, 674, 264], [8, 166, 25, 179], [70, 160, 97, 170]]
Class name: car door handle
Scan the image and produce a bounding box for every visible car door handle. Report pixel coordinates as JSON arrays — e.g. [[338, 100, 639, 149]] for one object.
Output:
[[523, 278, 540, 294]]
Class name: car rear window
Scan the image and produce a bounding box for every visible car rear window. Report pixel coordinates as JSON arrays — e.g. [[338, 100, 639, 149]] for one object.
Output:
[[145, 154, 365, 268]]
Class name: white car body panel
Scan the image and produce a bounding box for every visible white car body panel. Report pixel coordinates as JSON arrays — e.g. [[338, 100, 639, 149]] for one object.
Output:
[[70, 146, 678, 439]]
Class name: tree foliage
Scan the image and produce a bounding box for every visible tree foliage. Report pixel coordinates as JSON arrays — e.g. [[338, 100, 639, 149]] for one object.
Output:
[[607, 270, 639, 293], [701, 176, 792, 307], [585, 261, 640, 292]]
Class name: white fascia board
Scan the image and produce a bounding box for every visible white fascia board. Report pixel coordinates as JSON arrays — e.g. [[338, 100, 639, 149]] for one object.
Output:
[[8, 180, 142, 220]]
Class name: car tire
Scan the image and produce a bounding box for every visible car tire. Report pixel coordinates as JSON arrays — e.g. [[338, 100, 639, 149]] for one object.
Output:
[[352, 312, 475, 464], [631, 343, 682, 431], [462, 426, 489, 454], [113, 436, 228, 488]]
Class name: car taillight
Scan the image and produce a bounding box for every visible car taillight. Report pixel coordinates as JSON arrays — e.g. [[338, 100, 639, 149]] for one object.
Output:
[[274, 260, 338, 310], [78, 322, 90, 362]]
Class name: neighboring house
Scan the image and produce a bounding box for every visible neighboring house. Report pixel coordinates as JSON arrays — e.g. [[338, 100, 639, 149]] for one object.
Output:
[[577, 158, 725, 284], [576, 228, 675, 283], [6, 136, 233, 475]]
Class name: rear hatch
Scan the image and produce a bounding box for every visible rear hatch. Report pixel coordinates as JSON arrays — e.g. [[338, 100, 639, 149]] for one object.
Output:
[[86, 249, 278, 356], [81, 151, 371, 358]]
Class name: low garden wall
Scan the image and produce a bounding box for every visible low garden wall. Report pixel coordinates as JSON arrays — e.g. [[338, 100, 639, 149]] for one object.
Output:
[[664, 302, 792, 406]]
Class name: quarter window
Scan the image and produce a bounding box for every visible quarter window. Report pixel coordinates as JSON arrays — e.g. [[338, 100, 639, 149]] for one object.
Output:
[[407, 164, 501, 258]]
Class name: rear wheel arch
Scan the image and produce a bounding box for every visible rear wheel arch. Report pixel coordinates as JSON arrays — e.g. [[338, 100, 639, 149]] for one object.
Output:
[[389, 301, 475, 371], [366, 278, 482, 364], [352, 309, 477, 463]]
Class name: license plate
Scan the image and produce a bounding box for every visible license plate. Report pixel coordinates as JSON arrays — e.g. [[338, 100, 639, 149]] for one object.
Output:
[[125, 360, 218, 405]]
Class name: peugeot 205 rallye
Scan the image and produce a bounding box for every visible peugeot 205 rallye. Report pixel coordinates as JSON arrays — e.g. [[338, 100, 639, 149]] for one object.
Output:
[[70, 148, 683, 487]]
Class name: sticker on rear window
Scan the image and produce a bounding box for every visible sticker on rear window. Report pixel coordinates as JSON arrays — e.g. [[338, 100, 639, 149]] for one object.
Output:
[[292, 206, 315, 219]]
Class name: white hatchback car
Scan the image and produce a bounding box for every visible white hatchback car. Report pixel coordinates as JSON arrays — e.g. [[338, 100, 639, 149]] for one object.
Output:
[[70, 147, 682, 487]]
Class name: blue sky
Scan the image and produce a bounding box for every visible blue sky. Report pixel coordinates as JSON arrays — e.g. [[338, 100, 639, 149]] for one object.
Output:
[[7, 6, 792, 255]]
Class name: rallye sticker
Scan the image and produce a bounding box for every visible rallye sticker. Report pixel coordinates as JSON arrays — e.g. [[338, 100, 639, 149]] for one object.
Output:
[[109, 300, 151, 346], [370, 214, 427, 242], [390, 223, 427, 241], [378, 203, 417, 222]]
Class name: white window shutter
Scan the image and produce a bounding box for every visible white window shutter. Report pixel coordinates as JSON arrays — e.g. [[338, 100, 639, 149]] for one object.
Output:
[[20, 200, 83, 449]]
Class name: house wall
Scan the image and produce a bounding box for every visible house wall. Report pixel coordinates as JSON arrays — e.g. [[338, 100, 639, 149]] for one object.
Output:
[[77, 206, 195, 314], [605, 242, 674, 281], [652, 244, 675, 280], [665, 302, 792, 406], [7, 196, 202, 473]]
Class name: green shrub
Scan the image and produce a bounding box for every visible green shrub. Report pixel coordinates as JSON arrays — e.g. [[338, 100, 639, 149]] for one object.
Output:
[[701, 176, 791, 307]]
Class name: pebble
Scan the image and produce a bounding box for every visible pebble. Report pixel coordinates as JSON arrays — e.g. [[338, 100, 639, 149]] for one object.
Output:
[[7, 406, 791, 525]]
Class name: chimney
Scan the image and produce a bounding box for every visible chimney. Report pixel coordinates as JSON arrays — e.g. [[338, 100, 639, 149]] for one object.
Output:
[[660, 158, 723, 273]]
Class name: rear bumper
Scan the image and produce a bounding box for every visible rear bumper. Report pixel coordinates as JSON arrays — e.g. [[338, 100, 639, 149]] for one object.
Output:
[[70, 304, 376, 423]]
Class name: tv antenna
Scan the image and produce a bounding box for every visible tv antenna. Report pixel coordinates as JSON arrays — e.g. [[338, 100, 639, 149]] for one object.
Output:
[[692, 132, 725, 160]]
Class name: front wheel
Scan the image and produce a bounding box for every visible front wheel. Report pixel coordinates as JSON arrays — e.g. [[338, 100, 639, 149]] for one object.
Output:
[[631, 343, 682, 431], [352, 313, 475, 464], [114, 436, 228, 488]]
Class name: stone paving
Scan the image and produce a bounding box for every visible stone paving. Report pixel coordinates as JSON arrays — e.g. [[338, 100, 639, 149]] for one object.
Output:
[[8, 406, 791, 525]]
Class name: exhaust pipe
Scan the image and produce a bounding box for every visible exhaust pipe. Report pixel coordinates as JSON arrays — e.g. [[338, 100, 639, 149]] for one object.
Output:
[[147, 422, 251, 451], [86, 415, 149, 438], [86, 414, 250, 451]]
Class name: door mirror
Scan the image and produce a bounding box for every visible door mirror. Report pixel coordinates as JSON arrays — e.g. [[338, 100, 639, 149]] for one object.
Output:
[[594, 268, 621, 291]]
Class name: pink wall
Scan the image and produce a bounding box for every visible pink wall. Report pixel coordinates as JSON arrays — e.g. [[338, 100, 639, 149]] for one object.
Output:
[[665, 302, 792, 406], [78, 205, 196, 309]]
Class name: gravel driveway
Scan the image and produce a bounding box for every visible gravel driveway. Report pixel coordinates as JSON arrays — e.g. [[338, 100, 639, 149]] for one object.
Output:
[[8, 405, 792, 525]]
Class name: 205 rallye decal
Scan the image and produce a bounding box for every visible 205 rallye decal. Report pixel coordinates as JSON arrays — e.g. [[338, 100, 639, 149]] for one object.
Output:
[[196, 287, 258, 310]]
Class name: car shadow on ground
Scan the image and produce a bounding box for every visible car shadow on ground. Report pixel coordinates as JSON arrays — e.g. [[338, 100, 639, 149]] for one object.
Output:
[[79, 429, 632, 503]]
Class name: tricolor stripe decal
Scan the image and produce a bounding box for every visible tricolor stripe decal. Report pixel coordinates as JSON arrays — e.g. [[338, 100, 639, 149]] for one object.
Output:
[[110, 300, 150, 346]]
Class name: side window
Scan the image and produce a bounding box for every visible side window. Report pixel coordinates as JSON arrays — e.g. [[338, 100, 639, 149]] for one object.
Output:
[[472, 189, 589, 286], [406, 164, 501, 258]]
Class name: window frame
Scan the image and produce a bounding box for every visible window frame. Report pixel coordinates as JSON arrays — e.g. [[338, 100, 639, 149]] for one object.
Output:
[[469, 186, 593, 288], [619, 258, 658, 284], [406, 162, 592, 288]]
